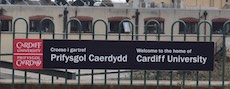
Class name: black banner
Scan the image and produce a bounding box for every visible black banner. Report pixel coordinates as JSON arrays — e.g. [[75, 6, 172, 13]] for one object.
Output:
[[43, 40, 214, 71]]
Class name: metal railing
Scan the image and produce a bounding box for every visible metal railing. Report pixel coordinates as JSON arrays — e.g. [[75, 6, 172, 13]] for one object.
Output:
[[0, 18, 229, 89]]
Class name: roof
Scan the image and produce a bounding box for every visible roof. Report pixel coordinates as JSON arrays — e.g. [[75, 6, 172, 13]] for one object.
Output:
[[0, 15, 13, 20], [212, 18, 230, 22], [70, 16, 93, 21], [179, 17, 199, 22], [144, 17, 165, 22], [29, 15, 53, 20], [108, 16, 129, 21]]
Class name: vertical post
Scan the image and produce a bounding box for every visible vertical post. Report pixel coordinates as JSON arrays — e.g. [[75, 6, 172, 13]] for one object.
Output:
[[118, 19, 134, 89], [135, 9, 140, 40], [12, 19, 16, 89], [63, 7, 68, 39], [38, 19, 42, 89], [91, 69, 94, 89], [12, 18, 29, 89], [130, 20, 134, 89], [144, 20, 160, 89], [222, 20, 230, 89], [118, 20, 121, 89], [197, 20, 212, 89], [64, 18, 68, 89], [25, 18, 29, 89], [78, 18, 82, 89], [171, 20, 186, 89], [65, 69, 67, 89], [203, 11, 208, 41], [11, 18, 28, 89], [39, 18, 53, 89], [92, 19, 108, 89], [40, 18, 55, 89], [144, 71, 147, 89], [66, 18, 82, 89], [0, 20, 1, 81], [182, 20, 187, 89]]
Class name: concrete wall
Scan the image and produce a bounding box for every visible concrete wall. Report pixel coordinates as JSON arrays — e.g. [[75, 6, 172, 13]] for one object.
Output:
[[2, 5, 229, 35], [0, 80, 225, 89]]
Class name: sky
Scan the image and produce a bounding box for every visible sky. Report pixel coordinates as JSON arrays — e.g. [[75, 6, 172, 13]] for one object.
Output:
[[111, 0, 126, 3], [49, 0, 127, 3]]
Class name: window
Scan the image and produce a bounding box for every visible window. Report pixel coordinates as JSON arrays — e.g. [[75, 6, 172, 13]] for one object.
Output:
[[212, 18, 230, 34], [179, 22, 197, 34], [179, 17, 199, 34], [123, 22, 131, 32], [144, 17, 165, 34], [70, 16, 93, 33], [0, 15, 12, 31], [108, 16, 130, 33], [29, 15, 54, 32]]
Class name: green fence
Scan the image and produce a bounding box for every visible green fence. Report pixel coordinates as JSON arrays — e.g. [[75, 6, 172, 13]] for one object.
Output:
[[0, 18, 229, 89]]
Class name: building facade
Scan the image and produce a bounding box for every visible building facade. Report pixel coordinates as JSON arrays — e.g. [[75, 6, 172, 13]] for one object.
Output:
[[129, 0, 229, 9], [1, 5, 229, 62]]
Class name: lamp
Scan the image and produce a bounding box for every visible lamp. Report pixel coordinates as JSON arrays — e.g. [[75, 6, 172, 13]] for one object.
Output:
[[203, 10, 208, 41], [203, 10, 208, 20]]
